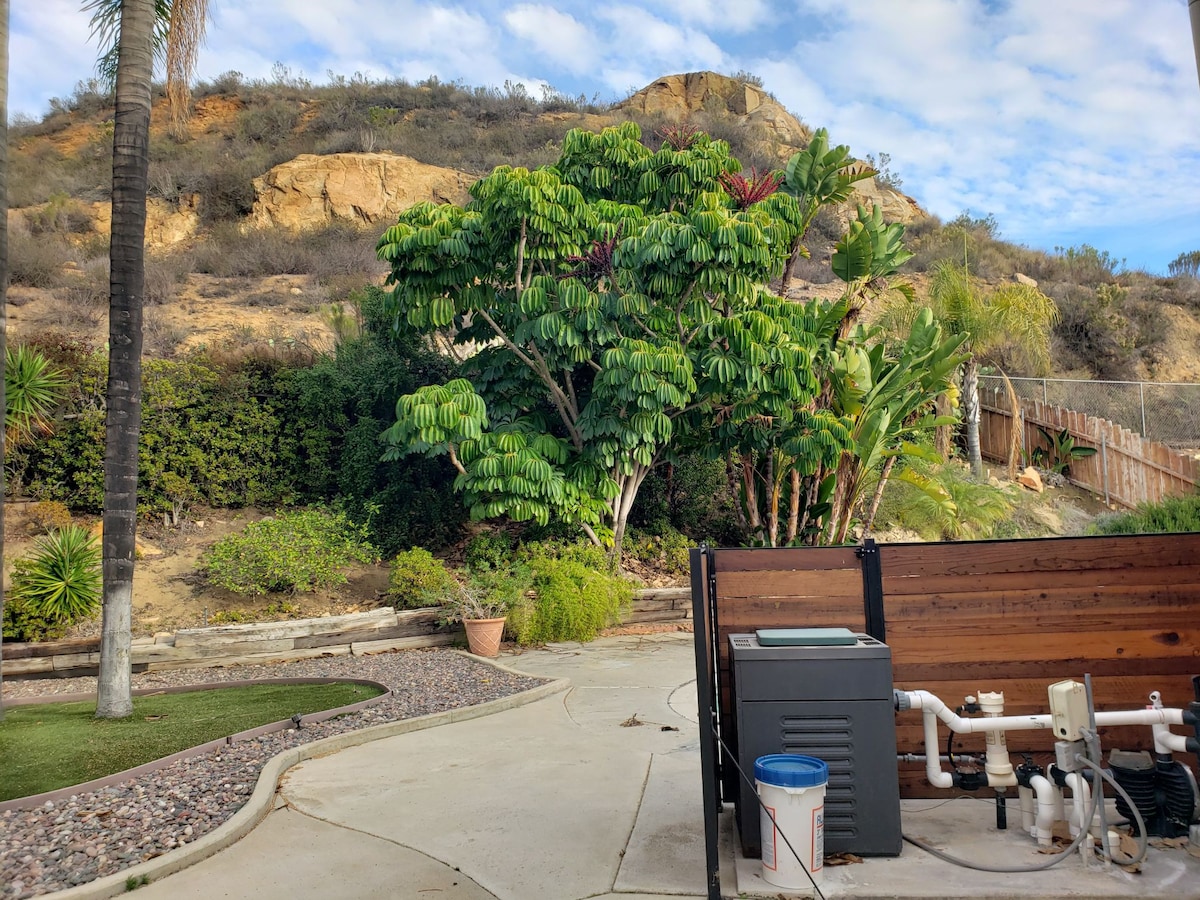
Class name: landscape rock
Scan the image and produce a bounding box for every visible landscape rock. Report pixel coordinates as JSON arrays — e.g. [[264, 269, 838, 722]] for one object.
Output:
[[1014, 272, 1039, 288], [1017, 466, 1044, 493], [250, 153, 474, 230]]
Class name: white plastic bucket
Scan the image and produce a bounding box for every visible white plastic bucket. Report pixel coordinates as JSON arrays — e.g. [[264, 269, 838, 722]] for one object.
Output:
[[756, 754, 828, 892]]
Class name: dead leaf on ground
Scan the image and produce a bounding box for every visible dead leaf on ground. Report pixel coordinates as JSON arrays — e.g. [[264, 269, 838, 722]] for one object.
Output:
[[143, 714, 168, 721], [1187, 843, 1200, 860], [1149, 836, 1188, 850], [620, 714, 644, 727], [824, 852, 863, 866]]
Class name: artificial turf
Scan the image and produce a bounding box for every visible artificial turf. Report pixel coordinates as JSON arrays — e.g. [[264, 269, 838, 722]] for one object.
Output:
[[0, 681, 384, 800]]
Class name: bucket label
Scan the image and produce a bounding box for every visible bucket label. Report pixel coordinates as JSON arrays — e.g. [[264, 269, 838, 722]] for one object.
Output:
[[812, 806, 824, 872], [762, 804, 777, 870]]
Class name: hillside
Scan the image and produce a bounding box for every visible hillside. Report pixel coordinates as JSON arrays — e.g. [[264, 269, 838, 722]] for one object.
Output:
[[6, 69, 1199, 382]]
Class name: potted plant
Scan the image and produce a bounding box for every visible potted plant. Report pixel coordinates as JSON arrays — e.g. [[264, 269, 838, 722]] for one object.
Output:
[[442, 575, 513, 658]]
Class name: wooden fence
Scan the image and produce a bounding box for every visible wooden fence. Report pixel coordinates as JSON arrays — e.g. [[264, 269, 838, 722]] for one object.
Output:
[[1, 588, 692, 680], [699, 536, 1200, 799], [980, 396, 1199, 507]]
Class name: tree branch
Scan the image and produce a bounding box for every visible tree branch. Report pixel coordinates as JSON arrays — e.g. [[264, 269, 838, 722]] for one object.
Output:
[[515, 216, 528, 296], [446, 444, 468, 477]]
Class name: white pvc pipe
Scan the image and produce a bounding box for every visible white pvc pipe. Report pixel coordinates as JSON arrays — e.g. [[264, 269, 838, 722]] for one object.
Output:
[[1064, 773, 1092, 863], [922, 709, 954, 788], [1029, 774, 1058, 846], [1154, 724, 1190, 754], [904, 690, 1187, 734], [1018, 785, 1035, 835]]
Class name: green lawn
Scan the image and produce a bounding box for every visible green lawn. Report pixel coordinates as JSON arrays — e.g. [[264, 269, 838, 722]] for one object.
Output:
[[0, 682, 384, 801]]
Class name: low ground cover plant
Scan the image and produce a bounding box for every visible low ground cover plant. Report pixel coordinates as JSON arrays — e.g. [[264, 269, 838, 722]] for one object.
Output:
[[201, 508, 376, 595], [1090, 492, 1200, 535]]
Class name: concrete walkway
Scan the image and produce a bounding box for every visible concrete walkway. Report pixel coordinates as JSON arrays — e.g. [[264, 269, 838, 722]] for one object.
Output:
[[135, 633, 708, 900], [129, 632, 1200, 900]]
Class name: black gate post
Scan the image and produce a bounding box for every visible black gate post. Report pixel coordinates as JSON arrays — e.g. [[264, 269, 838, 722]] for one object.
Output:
[[857, 538, 887, 642], [690, 547, 722, 900]]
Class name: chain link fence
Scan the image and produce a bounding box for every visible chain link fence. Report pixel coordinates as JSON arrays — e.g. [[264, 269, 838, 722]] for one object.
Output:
[[979, 376, 1200, 447]]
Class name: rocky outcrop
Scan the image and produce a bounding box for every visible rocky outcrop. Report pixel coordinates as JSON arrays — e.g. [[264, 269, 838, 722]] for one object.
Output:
[[250, 153, 474, 230], [616, 72, 925, 226], [616, 71, 811, 151], [8, 196, 200, 250]]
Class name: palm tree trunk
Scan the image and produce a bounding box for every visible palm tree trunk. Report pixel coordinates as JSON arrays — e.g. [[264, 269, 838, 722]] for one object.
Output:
[[97, 0, 154, 719], [963, 358, 983, 477], [0, 0, 10, 723]]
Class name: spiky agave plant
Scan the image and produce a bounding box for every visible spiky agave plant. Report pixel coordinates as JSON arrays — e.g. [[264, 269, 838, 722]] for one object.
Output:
[[9, 526, 103, 626]]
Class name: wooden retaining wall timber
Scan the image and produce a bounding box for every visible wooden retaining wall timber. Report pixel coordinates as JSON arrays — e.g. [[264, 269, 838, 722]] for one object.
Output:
[[980, 396, 1199, 507], [1, 588, 692, 680], [704, 536, 1200, 799]]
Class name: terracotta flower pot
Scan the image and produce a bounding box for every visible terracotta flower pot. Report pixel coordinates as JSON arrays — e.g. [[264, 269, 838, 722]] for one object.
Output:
[[463, 616, 506, 657]]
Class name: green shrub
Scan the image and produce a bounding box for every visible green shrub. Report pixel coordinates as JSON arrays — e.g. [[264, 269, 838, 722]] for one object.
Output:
[[463, 530, 515, 571], [388, 548, 458, 609], [3, 526, 102, 641], [1090, 493, 1200, 535], [201, 508, 377, 595], [507, 542, 632, 645], [629, 453, 745, 546], [26, 352, 301, 514]]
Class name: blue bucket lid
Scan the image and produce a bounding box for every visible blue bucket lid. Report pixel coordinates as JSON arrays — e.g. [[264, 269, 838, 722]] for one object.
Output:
[[755, 754, 828, 788]]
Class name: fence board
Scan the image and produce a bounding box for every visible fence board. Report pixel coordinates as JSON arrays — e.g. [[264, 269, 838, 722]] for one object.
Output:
[[979, 397, 1198, 507], [705, 534, 1200, 800]]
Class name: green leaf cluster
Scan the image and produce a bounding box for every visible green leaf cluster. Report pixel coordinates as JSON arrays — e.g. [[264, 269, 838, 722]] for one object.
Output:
[[24, 352, 299, 514]]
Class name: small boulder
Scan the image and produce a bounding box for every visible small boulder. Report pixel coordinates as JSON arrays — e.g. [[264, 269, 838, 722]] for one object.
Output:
[[1017, 466, 1044, 493]]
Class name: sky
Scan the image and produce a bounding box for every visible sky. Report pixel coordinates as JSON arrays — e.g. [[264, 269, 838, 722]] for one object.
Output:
[[10, 0, 1200, 275]]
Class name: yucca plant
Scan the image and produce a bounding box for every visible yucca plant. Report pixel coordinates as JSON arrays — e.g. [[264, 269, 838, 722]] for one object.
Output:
[[5, 345, 68, 447], [9, 526, 103, 626]]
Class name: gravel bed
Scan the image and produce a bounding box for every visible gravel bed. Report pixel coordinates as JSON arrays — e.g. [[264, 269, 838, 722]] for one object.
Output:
[[0, 650, 547, 898]]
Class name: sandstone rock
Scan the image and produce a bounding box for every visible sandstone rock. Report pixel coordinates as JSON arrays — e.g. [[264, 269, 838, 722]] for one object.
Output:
[[616, 71, 811, 150], [8, 195, 199, 250], [250, 153, 474, 230], [1017, 466, 1044, 493], [1013, 272, 1038, 288]]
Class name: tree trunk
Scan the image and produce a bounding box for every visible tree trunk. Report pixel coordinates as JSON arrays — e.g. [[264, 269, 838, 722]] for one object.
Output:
[[861, 456, 897, 539], [0, 0, 9, 723], [97, 0, 154, 720], [963, 358, 982, 478], [765, 451, 778, 547], [609, 464, 649, 568], [785, 468, 800, 544]]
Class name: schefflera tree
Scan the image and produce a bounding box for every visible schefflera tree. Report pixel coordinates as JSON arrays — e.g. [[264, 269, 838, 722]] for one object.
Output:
[[377, 122, 840, 562]]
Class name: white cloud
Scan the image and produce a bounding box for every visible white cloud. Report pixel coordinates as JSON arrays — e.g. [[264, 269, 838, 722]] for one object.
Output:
[[595, 6, 726, 72], [646, 0, 771, 33], [503, 5, 597, 74]]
